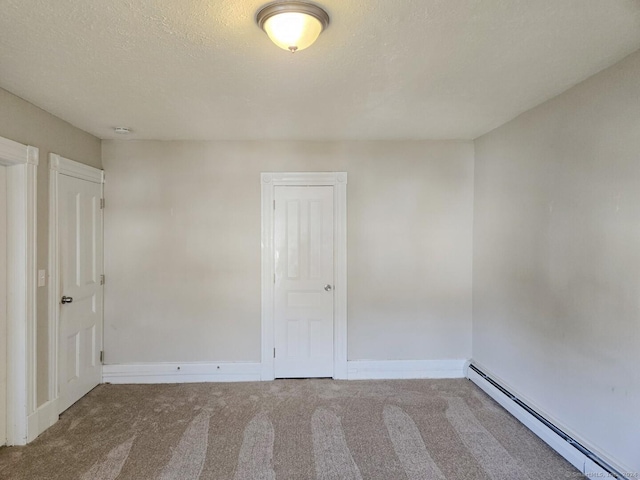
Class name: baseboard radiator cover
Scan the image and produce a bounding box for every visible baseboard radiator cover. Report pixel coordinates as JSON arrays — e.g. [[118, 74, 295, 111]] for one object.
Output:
[[102, 362, 262, 384], [467, 363, 631, 480]]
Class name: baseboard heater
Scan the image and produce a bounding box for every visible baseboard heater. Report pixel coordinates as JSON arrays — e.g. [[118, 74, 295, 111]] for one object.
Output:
[[467, 364, 630, 480]]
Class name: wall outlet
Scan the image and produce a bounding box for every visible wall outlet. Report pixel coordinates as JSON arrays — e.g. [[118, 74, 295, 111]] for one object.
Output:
[[38, 269, 46, 287]]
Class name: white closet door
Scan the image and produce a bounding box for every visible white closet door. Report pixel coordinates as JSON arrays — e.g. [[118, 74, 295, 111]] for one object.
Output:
[[274, 186, 334, 378]]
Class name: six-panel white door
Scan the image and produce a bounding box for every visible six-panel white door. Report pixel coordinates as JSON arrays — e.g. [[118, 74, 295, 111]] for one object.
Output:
[[274, 186, 334, 378], [58, 174, 103, 413]]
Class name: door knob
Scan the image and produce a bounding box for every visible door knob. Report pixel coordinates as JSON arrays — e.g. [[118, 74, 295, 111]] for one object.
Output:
[[324, 284, 332, 292], [61, 296, 73, 304]]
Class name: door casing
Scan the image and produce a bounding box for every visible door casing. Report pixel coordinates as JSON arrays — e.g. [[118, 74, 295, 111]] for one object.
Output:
[[261, 172, 347, 381], [0, 135, 38, 445], [0, 166, 6, 446]]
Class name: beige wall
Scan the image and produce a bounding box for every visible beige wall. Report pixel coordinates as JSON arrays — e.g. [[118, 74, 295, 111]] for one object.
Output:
[[473, 49, 640, 472], [0, 87, 102, 406], [102, 140, 474, 364], [0, 167, 7, 443]]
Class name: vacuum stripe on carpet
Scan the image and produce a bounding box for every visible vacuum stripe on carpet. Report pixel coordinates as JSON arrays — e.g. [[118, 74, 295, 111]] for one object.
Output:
[[384, 405, 446, 480], [158, 412, 210, 480], [312, 408, 363, 480], [233, 412, 276, 480], [445, 397, 532, 480], [80, 436, 135, 480]]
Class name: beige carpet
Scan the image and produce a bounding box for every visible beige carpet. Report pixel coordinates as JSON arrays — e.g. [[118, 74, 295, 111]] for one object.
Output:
[[0, 379, 584, 479]]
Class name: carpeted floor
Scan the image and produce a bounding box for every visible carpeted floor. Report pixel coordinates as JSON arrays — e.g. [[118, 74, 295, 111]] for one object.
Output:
[[0, 379, 584, 480]]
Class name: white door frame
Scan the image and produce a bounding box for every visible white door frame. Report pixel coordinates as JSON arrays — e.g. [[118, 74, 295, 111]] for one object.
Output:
[[0, 135, 38, 445], [48, 153, 104, 409], [261, 172, 347, 380]]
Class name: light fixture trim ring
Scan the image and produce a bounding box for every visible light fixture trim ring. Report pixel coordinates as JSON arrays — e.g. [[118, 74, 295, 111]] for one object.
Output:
[[256, 1, 330, 32]]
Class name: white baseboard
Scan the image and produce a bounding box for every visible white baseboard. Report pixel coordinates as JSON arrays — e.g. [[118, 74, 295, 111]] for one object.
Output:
[[347, 359, 466, 380], [102, 362, 262, 384], [26, 398, 59, 442], [467, 363, 632, 479], [103, 359, 465, 384]]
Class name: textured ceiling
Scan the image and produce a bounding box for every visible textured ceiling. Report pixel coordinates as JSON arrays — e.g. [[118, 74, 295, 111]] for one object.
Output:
[[1, 0, 639, 140]]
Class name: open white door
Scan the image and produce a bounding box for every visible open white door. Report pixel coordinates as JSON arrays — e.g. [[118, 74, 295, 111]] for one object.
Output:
[[274, 186, 334, 378], [57, 173, 103, 413]]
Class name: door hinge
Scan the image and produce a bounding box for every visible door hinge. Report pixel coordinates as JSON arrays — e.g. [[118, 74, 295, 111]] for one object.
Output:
[[273, 200, 275, 210], [100, 351, 104, 363], [273, 273, 276, 284], [273, 348, 276, 358], [100, 198, 105, 209], [100, 274, 105, 285]]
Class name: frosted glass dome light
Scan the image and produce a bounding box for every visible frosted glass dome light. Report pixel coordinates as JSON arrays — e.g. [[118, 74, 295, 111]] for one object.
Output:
[[257, 2, 330, 53]]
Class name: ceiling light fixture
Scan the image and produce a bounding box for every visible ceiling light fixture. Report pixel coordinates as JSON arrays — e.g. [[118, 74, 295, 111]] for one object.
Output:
[[256, 1, 330, 53], [114, 127, 131, 134]]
